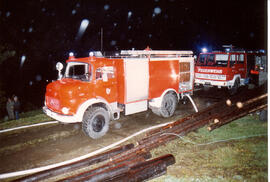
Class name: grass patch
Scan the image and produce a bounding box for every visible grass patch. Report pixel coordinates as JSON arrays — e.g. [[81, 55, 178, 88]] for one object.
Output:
[[0, 109, 53, 130], [150, 115, 268, 182]]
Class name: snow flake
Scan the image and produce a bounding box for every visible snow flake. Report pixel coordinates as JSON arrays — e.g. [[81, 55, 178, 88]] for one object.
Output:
[[29, 81, 33, 86], [148, 34, 152, 38], [20, 55, 26, 67], [113, 22, 117, 27], [154, 0, 159, 2], [154, 7, 161, 15], [76, 19, 90, 40], [72, 9, 76, 15], [110, 40, 116, 46], [6, 11, 11, 17], [81, 19, 89, 29], [76, 3, 80, 8], [104, 4, 110, 11], [42, 8, 46, 12], [36, 75, 42, 81], [128, 25, 132, 30], [137, 17, 142, 24], [128, 11, 132, 18], [28, 27, 33, 32]]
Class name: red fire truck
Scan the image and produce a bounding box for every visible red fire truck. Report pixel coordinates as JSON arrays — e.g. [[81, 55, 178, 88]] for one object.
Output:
[[43, 49, 195, 139], [194, 47, 267, 94]]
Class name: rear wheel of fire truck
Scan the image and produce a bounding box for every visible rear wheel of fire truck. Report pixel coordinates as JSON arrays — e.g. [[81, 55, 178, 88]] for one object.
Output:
[[229, 78, 240, 95], [158, 92, 178, 118], [82, 107, 109, 139]]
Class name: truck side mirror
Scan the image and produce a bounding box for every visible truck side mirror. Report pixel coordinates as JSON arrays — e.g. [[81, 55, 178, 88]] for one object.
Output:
[[56, 62, 64, 80]]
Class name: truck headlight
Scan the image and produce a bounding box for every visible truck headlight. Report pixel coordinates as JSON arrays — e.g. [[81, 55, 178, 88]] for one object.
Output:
[[61, 107, 70, 115]]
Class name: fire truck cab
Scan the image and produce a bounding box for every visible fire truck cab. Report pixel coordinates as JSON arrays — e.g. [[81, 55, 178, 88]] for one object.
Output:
[[195, 47, 266, 94], [43, 49, 195, 139]]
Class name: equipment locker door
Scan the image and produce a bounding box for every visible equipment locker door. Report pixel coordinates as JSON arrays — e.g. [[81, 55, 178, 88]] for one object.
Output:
[[124, 58, 149, 115], [179, 57, 194, 92]]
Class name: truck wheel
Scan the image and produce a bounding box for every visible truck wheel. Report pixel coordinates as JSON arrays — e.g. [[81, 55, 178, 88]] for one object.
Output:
[[159, 93, 178, 118], [82, 107, 109, 139], [229, 78, 240, 95]]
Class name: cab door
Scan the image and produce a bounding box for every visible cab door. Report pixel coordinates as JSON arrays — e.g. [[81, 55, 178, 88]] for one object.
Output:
[[94, 66, 117, 103], [235, 54, 246, 78], [230, 54, 245, 78]]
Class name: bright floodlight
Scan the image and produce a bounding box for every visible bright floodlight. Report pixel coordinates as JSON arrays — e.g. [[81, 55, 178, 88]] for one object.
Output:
[[202, 48, 208, 53]]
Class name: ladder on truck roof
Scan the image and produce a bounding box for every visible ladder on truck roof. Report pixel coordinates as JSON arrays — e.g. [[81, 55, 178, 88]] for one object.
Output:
[[120, 50, 193, 57]]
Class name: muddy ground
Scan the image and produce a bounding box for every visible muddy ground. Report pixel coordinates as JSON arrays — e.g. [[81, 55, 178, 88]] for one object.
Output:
[[0, 87, 259, 178]]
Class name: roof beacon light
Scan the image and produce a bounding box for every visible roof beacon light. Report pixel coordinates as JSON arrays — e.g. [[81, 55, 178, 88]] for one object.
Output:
[[225, 48, 230, 52], [69, 52, 74, 57], [202, 48, 208, 53]]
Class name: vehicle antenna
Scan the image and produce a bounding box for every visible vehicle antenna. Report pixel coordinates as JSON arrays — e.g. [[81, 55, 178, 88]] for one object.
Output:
[[101, 27, 103, 52]]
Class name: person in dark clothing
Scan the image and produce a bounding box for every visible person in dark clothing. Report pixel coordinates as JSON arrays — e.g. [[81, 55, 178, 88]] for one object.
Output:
[[6, 97, 15, 120], [13, 96, 20, 120]]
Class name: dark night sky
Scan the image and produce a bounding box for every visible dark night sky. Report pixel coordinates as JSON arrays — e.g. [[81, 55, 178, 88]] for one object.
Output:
[[0, 0, 267, 109]]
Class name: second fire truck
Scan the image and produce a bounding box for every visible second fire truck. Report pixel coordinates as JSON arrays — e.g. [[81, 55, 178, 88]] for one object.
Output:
[[195, 46, 267, 94]]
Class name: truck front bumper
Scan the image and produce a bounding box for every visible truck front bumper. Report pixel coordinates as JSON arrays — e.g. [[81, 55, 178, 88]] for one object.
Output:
[[43, 106, 81, 123], [195, 78, 231, 87]]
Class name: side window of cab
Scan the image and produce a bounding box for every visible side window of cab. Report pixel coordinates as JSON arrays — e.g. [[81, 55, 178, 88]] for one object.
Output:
[[96, 68, 103, 80], [96, 66, 115, 81], [230, 54, 236, 67], [239, 54, 244, 64]]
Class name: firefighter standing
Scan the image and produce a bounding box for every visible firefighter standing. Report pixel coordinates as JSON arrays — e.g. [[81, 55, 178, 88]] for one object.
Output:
[[13, 96, 20, 120], [6, 98, 15, 120]]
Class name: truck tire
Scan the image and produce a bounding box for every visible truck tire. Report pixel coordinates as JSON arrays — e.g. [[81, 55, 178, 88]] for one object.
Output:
[[82, 107, 109, 139], [229, 78, 240, 95], [159, 93, 178, 118]]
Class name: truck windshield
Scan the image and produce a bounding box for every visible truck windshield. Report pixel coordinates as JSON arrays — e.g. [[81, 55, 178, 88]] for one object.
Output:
[[65, 62, 91, 81], [197, 54, 228, 67]]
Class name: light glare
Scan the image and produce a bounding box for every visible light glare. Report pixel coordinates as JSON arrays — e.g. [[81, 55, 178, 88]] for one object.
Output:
[[202, 48, 208, 53]]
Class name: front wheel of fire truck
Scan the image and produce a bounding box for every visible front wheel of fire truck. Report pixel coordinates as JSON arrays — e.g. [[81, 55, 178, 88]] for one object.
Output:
[[229, 78, 240, 95], [159, 92, 178, 118], [82, 107, 109, 139]]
